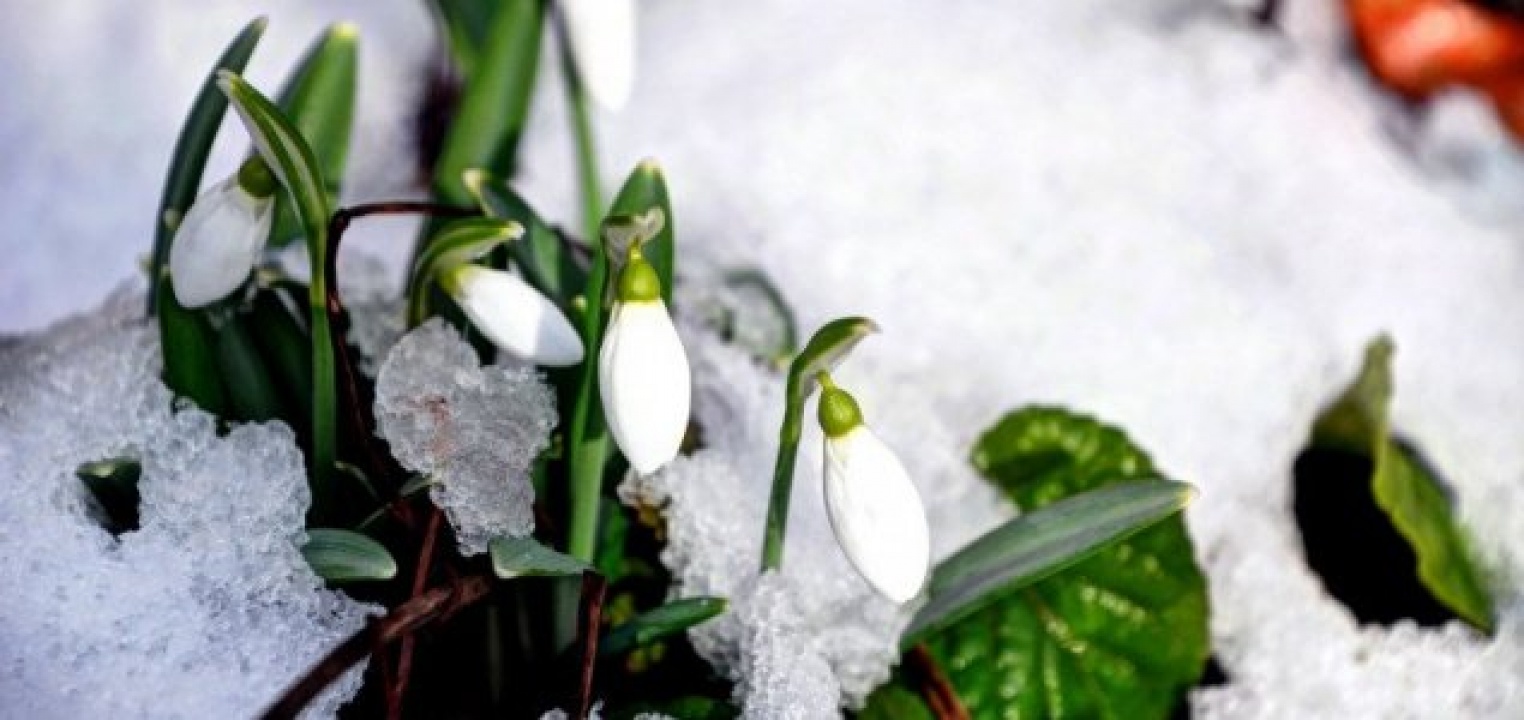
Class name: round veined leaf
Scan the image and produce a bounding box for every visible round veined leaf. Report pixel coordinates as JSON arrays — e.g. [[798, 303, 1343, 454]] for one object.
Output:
[[302, 528, 397, 583], [925, 407, 1210, 719]]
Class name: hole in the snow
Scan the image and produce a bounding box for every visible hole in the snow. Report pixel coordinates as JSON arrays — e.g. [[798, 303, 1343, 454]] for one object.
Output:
[[78, 457, 141, 536], [1292, 441, 1454, 627], [1170, 655, 1229, 719]]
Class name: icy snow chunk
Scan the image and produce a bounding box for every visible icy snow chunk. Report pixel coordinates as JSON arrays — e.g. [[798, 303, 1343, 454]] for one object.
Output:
[[0, 289, 373, 718], [373, 319, 556, 555]]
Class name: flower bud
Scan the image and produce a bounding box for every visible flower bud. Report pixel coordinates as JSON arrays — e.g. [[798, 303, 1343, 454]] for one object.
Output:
[[168, 157, 276, 308], [440, 264, 585, 366], [599, 251, 690, 475], [818, 379, 929, 603]]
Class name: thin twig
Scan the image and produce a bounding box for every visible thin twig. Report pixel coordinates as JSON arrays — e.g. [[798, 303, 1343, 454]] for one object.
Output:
[[261, 574, 493, 720], [573, 571, 609, 720], [388, 506, 445, 719], [906, 644, 970, 720]]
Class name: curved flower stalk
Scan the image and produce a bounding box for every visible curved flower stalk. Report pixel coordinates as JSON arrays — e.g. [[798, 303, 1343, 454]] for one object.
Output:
[[599, 243, 690, 475], [817, 373, 930, 604], [439, 264, 585, 367], [559, 0, 636, 111], [168, 156, 276, 307]]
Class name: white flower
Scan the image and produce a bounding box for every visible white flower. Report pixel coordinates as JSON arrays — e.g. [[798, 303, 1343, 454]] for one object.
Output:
[[440, 264, 585, 367], [168, 158, 276, 308], [560, 0, 635, 111], [599, 251, 690, 475], [818, 381, 930, 604]]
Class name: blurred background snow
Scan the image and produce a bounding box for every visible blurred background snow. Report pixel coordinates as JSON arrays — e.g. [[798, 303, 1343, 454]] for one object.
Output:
[[6, 0, 1524, 716]]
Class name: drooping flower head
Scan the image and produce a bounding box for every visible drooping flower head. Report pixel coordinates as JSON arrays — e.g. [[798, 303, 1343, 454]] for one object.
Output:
[[817, 373, 930, 604], [168, 156, 276, 308], [439, 263, 585, 367], [599, 242, 690, 475]]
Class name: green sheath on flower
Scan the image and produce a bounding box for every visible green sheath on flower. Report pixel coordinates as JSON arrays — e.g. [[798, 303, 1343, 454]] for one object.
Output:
[[816, 372, 930, 604]]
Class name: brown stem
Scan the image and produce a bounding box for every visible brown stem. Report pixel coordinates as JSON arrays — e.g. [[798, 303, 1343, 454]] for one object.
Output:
[[388, 506, 445, 719], [573, 571, 608, 720], [906, 644, 970, 720], [261, 574, 493, 720]]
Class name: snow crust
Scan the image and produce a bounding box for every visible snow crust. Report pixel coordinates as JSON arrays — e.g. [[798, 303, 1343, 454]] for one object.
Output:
[[373, 319, 555, 555], [0, 290, 373, 718]]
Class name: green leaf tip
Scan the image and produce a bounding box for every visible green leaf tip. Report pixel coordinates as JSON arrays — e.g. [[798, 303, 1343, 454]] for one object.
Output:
[[1310, 335, 1495, 633], [923, 406, 1211, 719], [330, 21, 359, 39]]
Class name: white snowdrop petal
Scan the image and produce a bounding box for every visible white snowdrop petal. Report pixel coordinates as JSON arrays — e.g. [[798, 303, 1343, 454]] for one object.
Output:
[[823, 425, 930, 604], [561, 0, 636, 111], [448, 266, 585, 367], [599, 300, 691, 474], [168, 178, 272, 308]]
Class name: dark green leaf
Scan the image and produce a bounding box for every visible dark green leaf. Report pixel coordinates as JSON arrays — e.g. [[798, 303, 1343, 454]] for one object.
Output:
[[77, 458, 142, 535], [859, 678, 936, 720], [594, 500, 631, 583], [607, 161, 676, 305], [217, 313, 286, 423], [601, 597, 727, 656], [466, 169, 588, 307], [302, 528, 397, 582], [923, 407, 1210, 719], [426, 0, 496, 75], [717, 269, 798, 365], [1310, 336, 1494, 631], [905, 480, 1195, 646], [432, 0, 543, 204], [148, 17, 266, 313], [406, 216, 522, 325], [268, 24, 359, 248], [490, 536, 594, 579], [249, 287, 312, 432], [156, 273, 228, 416]]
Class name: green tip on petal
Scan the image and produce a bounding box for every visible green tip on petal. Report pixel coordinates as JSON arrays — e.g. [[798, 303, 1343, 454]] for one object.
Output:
[[818, 381, 864, 438], [616, 255, 663, 303], [236, 155, 277, 199]]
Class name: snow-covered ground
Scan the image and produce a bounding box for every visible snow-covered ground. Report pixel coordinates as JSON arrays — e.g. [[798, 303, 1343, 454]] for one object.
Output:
[[5, 0, 1524, 717]]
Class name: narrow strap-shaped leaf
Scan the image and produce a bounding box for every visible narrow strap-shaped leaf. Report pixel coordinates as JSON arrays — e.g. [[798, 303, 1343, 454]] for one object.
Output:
[[600, 597, 727, 656], [760, 317, 879, 570], [218, 71, 338, 517], [302, 528, 398, 582], [607, 161, 676, 305], [426, 0, 497, 76], [156, 272, 229, 417], [249, 287, 312, 434], [406, 216, 522, 326], [718, 269, 799, 364], [432, 0, 544, 204], [148, 17, 266, 313], [490, 536, 594, 579], [217, 312, 288, 423], [268, 23, 359, 248], [903, 480, 1195, 645], [466, 169, 588, 308]]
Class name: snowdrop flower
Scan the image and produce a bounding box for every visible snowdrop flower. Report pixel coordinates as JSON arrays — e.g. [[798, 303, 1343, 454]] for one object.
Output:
[[559, 0, 635, 110], [439, 264, 585, 367], [599, 245, 690, 474], [169, 157, 276, 308], [817, 374, 930, 604]]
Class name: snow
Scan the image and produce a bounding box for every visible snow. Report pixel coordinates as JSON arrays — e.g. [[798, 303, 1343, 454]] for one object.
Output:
[[0, 289, 374, 718], [373, 319, 556, 555], [7, 0, 1524, 717]]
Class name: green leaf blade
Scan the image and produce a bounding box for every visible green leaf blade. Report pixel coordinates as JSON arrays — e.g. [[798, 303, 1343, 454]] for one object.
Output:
[[302, 528, 397, 582], [156, 273, 229, 416], [268, 23, 359, 248], [601, 596, 727, 657], [1312, 336, 1495, 632], [924, 407, 1210, 720], [906, 480, 1194, 645], [490, 536, 594, 579], [148, 17, 266, 313]]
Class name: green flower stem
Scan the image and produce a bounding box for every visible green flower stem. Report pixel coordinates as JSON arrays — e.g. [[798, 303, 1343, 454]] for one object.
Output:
[[761, 373, 806, 571], [557, 14, 609, 564]]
